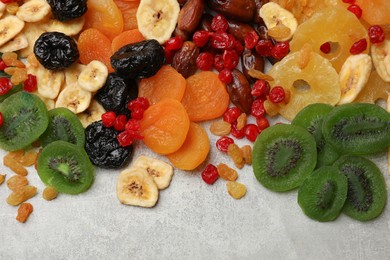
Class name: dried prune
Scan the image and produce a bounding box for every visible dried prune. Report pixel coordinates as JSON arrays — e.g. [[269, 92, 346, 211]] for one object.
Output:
[[47, 0, 87, 21], [34, 32, 79, 70], [110, 40, 165, 79], [94, 73, 138, 117], [85, 121, 132, 169]]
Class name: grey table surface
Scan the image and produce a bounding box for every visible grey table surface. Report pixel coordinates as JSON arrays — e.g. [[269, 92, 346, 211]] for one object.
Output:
[[1, 118, 390, 260]]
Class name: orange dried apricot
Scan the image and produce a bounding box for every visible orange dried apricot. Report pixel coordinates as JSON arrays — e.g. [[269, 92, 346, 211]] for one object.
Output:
[[140, 98, 190, 155], [356, 0, 390, 25], [166, 122, 210, 170], [138, 65, 186, 105], [114, 0, 140, 31], [181, 71, 230, 122], [111, 29, 145, 53]]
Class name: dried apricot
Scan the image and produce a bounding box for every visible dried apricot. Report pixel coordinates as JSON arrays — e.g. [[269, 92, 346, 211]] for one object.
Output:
[[356, 0, 390, 25], [16, 203, 33, 223], [140, 98, 190, 154], [138, 65, 186, 105], [181, 71, 230, 122], [167, 122, 210, 170], [114, 0, 140, 31], [111, 29, 145, 53]]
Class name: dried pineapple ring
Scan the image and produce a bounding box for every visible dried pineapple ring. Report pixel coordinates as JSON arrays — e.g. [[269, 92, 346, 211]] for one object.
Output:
[[265, 50, 340, 121], [290, 6, 369, 72]]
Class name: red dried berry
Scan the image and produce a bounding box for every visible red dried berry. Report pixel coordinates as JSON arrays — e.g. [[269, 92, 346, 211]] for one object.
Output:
[[0, 77, 12, 95], [216, 136, 234, 153], [101, 111, 116, 128], [234, 40, 244, 55], [165, 36, 184, 51], [117, 131, 134, 147], [211, 32, 234, 50], [214, 54, 224, 72], [251, 79, 270, 98], [193, 30, 212, 47], [127, 97, 149, 111], [347, 4, 362, 19], [114, 114, 127, 131], [196, 52, 214, 71], [222, 50, 239, 70], [0, 0, 15, 3], [231, 122, 246, 139], [164, 48, 175, 64], [251, 99, 265, 119], [342, 0, 355, 3], [368, 25, 385, 44], [255, 39, 274, 57], [131, 107, 145, 120], [125, 119, 141, 131], [218, 69, 233, 84], [244, 124, 260, 142], [223, 107, 241, 124], [269, 86, 285, 104], [350, 38, 367, 55], [211, 14, 228, 32], [201, 164, 219, 184], [245, 30, 259, 49], [271, 41, 290, 60], [320, 42, 331, 54], [23, 74, 37, 92], [127, 129, 144, 140], [0, 59, 7, 71], [256, 117, 270, 130]]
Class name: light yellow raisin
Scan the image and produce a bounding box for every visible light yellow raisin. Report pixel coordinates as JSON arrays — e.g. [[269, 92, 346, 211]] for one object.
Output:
[[226, 181, 247, 199], [16, 203, 33, 223], [241, 145, 252, 165], [2, 52, 25, 68], [6, 175, 28, 191], [26, 53, 39, 68], [3, 156, 28, 176], [248, 68, 274, 81], [227, 143, 244, 169], [298, 43, 312, 70], [42, 187, 58, 201], [6, 185, 37, 206], [10, 68, 28, 85], [217, 163, 238, 181], [19, 150, 39, 167], [210, 120, 231, 136], [5, 150, 25, 159], [0, 174, 5, 185], [236, 113, 247, 130]]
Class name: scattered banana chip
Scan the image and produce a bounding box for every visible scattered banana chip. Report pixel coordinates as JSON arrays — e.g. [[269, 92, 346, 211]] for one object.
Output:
[[19, 22, 45, 58], [55, 82, 92, 114], [78, 60, 108, 92], [36, 64, 65, 99], [371, 39, 390, 82], [77, 100, 106, 128], [64, 62, 86, 87], [41, 16, 85, 36], [0, 33, 28, 53], [0, 16, 25, 47], [16, 0, 51, 23]]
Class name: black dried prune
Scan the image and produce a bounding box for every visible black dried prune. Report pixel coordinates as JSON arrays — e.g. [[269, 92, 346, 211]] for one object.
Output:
[[85, 121, 133, 169], [94, 73, 138, 117], [47, 0, 87, 21], [34, 32, 79, 70], [111, 39, 165, 79]]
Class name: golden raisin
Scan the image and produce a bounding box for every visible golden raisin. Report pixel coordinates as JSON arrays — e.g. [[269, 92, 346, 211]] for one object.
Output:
[[5, 150, 25, 160], [42, 187, 58, 201], [2, 52, 25, 68], [19, 150, 38, 167], [227, 143, 245, 169], [0, 174, 5, 185], [241, 145, 252, 165], [226, 181, 247, 199], [16, 203, 33, 223], [6, 185, 37, 206], [248, 68, 274, 81], [3, 156, 28, 176], [298, 43, 312, 70], [10, 68, 28, 85], [6, 175, 28, 191], [217, 163, 238, 181], [236, 113, 247, 130], [209, 120, 231, 136], [26, 53, 39, 68]]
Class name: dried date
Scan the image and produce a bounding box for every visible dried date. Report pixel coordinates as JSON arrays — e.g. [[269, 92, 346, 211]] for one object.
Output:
[[172, 41, 200, 78], [207, 0, 256, 22], [241, 48, 265, 83], [226, 69, 253, 114], [178, 0, 205, 34]]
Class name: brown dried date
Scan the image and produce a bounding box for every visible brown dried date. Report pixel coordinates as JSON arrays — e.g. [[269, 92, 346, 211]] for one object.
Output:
[[174, 26, 191, 41], [227, 19, 255, 44], [207, 0, 256, 22], [241, 48, 265, 83], [178, 0, 205, 34], [226, 69, 253, 114], [172, 41, 200, 78]]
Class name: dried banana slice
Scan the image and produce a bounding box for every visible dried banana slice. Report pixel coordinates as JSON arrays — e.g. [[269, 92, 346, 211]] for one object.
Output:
[[16, 0, 51, 23], [55, 82, 91, 114]]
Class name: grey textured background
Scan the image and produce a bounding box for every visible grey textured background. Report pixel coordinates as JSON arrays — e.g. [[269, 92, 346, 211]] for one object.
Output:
[[1, 120, 390, 260]]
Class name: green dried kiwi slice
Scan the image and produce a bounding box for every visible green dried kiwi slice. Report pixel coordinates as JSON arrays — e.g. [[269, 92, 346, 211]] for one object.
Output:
[[37, 140, 94, 194], [322, 103, 390, 155], [0, 91, 49, 151], [252, 124, 317, 192], [333, 155, 387, 222], [292, 103, 339, 168], [298, 166, 348, 222], [39, 107, 85, 147]]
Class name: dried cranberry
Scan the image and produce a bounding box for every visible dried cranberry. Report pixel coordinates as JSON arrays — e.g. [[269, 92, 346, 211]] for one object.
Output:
[[214, 54, 224, 71], [251, 99, 265, 118], [193, 30, 212, 47], [0, 112, 3, 127], [244, 30, 259, 50], [101, 111, 116, 127], [251, 79, 270, 98], [23, 74, 37, 92], [231, 122, 245, 139], [271, 42, 289, 60], [216, 136, 234, 153], [255, 39, 274, 57], [350, 38, 367, 55], [320, 42, 331, 54], [131, 107, 145, 120], [127, 97, 149, 111], [0, 77, 12, 95], [0, 59, 7, 71], [223, 107, 241, 123], [211, 32, 233, 50], [201, 164, 219, 184], [196, 52, 214, 71], [127, 129, 144, 140], [269, 86, 285, 103], [125, 119, 141, 131], [342, 0, 355, 3], [222, 50, 239, 70], [368, 25, 385, 44], [211, 14, 228, 32], [114, 114, 127, 131], [0, 0, 15, 3], [164, 48, 175, 64], [347, 4, 362, 19], [218, 69, 233, 84], [234, 40, 244, 55], [256, 117, 270, 130], [117, 131, 134, 147], [165, 36, 184, 51], [244, 124, 260, 142]]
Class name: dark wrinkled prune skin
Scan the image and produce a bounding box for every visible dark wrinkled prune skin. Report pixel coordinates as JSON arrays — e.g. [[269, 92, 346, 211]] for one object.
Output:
[[34, 32, 79, 70], [47, 0, 87, 21], [110, 40, 165, 79], [85, 121, 133, 169], [94, 73, 138, 117]]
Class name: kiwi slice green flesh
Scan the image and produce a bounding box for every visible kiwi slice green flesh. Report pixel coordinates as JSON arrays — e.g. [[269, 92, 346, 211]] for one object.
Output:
[[40, 107, 85, 147], [252, 124, 317, 192], [322, 103, 390, 155], [292, 103, 339, 168], [333, 155, 387, 221], [37, 140, 94, 194], [298, 166, 348, 222], [0, 92, 49, 151]]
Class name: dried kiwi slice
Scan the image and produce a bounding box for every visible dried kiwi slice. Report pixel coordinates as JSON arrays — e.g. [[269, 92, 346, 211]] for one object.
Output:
[[39, 107, 85, 147], [322, 103, 390, 155], [298, 166, 348, 222], [37, 141, 94, 194], [252, 124, 317, 192], [0, 92, 49, 151], [333, 155, 387, 222], [292, 103, 339, 168]]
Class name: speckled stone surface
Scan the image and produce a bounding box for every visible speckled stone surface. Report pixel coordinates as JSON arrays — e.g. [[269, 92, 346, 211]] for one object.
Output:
[[1, 119, 390, 260]]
